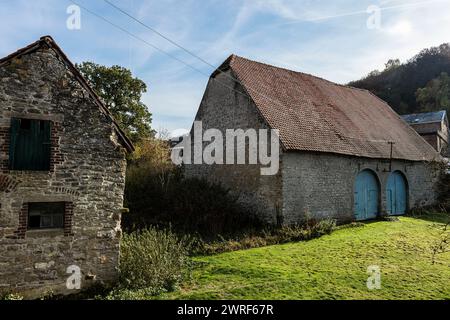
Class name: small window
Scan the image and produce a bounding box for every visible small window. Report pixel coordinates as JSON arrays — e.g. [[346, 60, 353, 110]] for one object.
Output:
[[28, 202, 65, 230], [9, 118, 52, 171]]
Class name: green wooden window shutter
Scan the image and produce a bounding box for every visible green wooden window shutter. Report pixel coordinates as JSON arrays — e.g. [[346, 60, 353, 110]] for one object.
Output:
[[9, 118, 21, 170], [9, 118, 52, 171]]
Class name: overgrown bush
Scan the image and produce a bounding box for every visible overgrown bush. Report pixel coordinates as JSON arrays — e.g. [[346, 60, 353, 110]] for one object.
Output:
[[191, 218, 337, 255], [124, 138, 263, 238], [0, 293, 23, 300], [436, 167, 450, 210], [124, 138, 336, 254], [118, 228, 190, 295]]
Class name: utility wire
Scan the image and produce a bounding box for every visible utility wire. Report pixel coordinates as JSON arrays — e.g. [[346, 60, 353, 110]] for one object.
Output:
[[101, 0, 280, 104], [69, 0, 270, 106], [103, 0, 218, 71], [68, 0, 400, 146], [69, 0, 210, 78], [100, 0, 309, 117], [68, 0, 297, 113]]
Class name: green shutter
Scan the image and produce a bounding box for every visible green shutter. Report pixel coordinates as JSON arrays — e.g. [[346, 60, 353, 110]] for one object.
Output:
[[10, 119, 52, 171], [9, 118, 21, 170]]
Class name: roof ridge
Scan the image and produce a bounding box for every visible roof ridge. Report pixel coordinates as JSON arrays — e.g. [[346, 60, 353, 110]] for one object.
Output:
[[231, 54, 369, 93]]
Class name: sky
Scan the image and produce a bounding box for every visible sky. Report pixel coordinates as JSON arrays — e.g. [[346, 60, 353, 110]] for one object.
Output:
[[0, 0, 450, 137]]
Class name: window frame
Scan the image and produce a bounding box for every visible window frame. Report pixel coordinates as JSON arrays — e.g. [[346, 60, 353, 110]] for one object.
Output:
[[27, 202, 66, 230]]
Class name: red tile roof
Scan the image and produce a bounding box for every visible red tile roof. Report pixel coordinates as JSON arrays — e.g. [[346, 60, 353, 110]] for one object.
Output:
[[217, 55, 440, 161]]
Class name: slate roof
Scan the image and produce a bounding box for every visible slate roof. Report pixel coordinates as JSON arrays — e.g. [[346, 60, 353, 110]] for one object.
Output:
[[401, 111, 447, 125], [0, 36, 134, 153], [214, 55, 439, 161]]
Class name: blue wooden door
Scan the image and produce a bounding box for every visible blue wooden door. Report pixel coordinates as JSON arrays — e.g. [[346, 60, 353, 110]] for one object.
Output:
[[386, 171, 407, 215], [354, 170, 379, 221]]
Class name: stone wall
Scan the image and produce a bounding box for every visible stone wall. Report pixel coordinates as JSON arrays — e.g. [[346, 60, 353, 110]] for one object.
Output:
[[282, 152, 439, 224], [185, 70, 440, 227], [184, 70, 283, 224], [0, 45, 127, 297]]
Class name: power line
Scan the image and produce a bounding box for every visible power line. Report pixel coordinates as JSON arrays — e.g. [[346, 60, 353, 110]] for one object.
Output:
[[67, 0, 407, 148], [68, 0, 299, 114], [69, 0, 268, 105], [69, 0, 210, 78], [101, 0, 271, 100], [103, 0, 217, 71], [68, 0, 280, 133], [100, 0, 303, 116]]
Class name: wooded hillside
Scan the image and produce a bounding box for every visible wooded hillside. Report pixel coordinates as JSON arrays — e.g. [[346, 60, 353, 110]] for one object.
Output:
[[349, 43, 450, 115]]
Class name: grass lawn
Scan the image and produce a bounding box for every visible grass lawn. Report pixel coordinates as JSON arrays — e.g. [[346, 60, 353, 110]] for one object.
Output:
[[159, 214, 450, 300]]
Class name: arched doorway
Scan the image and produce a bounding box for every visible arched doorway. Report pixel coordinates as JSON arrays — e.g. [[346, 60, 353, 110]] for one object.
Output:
[[386, 171, 408, 215], [354, 170, 380, 221]]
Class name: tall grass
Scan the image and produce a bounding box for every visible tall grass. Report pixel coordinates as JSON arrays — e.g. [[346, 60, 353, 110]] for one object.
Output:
[[117, 228, 190, 295]]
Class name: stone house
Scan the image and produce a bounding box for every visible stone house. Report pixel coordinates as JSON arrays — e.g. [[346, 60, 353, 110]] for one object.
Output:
[[401, 111, 449, 157], [0, 36, 133, 297], [185, 55, 441, 225]]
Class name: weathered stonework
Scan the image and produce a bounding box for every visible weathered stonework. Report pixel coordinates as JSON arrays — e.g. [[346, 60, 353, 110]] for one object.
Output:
[[185, 69, 441, 226], [281, 152, 439, 224], [0, 38, 130, 298], [184, 70, 283, 224]]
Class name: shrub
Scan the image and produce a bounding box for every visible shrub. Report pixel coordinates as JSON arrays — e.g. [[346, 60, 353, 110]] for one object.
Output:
[[191, 218, 337, 255], [118, 228, 190, 294], [104, 287, 156, 300], [1, 293, 23, 300], [381, 216, 400, 222], [124, 161, 262, 238], [124, 137, 264, 238], [335, 222, 365, 230]]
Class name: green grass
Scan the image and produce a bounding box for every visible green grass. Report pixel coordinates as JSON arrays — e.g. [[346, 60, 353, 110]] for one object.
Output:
[[118, 214, 450, 300]]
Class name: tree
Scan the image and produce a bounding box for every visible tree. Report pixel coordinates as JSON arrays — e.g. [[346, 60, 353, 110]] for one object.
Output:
[[77, 62, 153, 143], [384, 59, 401, 71], [416, 72, 450, 113], [349, 43, 450, 115]]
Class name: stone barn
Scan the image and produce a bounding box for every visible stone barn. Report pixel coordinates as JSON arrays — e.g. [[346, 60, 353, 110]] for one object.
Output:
[[184, 55, 441, 225], [0, 36, 133, 297]]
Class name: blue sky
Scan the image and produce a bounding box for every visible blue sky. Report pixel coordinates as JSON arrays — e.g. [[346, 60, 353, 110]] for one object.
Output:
[[1, 0, 450, 136]]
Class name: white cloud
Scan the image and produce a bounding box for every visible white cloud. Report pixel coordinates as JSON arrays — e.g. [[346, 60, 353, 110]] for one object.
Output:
[[385, 19, 413, 36]]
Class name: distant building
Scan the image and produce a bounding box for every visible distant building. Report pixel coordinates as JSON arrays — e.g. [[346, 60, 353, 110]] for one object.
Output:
[[401, 111, 449, 156]]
